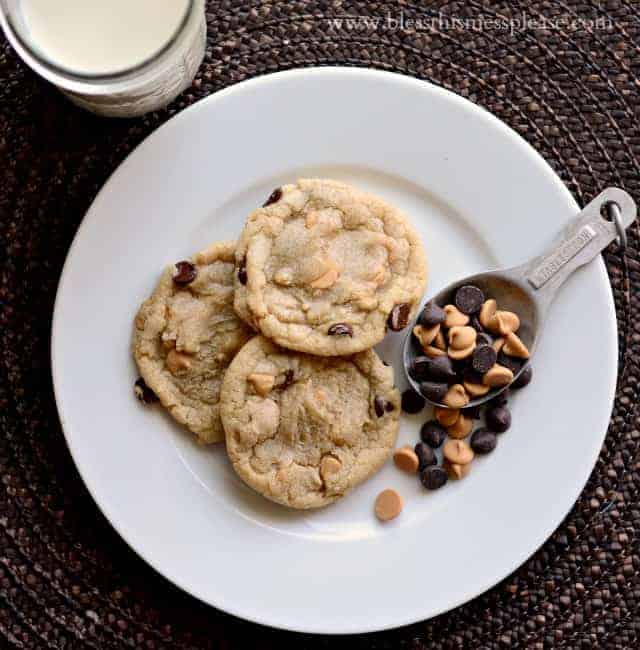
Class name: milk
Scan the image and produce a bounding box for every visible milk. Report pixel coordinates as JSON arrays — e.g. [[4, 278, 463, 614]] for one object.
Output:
[[22, 0, 191, 75]]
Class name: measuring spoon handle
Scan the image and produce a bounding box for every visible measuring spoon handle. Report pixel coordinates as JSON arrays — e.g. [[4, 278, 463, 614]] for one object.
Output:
[[514, 187, 636, 313]]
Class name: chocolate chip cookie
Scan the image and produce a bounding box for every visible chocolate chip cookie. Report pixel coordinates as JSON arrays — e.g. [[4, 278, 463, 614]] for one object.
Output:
[[233, 178, 427, 355], [133, 242, 254, 443], [220, 336, 400, 509]]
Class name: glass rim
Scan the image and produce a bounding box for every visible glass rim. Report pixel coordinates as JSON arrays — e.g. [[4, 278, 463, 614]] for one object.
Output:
[[0, 0, 195, 81]]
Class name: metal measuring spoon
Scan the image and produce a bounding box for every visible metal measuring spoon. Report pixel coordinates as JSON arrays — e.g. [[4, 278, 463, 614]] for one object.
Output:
[[403, 187, 637, 409]]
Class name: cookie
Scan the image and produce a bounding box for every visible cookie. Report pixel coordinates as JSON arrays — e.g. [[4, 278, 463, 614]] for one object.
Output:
[[233, 178, 427, 355], [133, 242, 254, 443], [220, 336, 400, 509]]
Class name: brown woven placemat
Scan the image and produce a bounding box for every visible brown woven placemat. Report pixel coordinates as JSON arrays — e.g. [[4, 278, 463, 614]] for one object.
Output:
[[1, 1, 639, 647]]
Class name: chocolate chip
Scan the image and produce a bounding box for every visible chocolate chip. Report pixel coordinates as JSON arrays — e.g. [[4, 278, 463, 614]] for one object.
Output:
[[452, 358, 472, 383], [470, 315, 485, 332], [387, 303, 411, 331], [419, 381, 448, 403], [237, 258, 248, 285], [409, 356, 431, 381], [401, 389, 426, 414], [419, 301, 446, 327], [173, 261, 197, 285], [385, 401, 395, 412], [454, 285, 485, 314], [425, 355, 457, 383], [470, 428, 497, 454], [476, 332, 494, 347], [471, 345, 497, 374], [462, 366, 484, 386], [374, 396, 389, 417], [420, 421, 447, 447], [489, 389, 510, 407], [512, 364, 533, 389], [420, 465, 448, 490], [282, 369, 295, 388], [462, 405, 482, 420], [414, 442, 437, 470], [328, 323, 353, 337], [498, 351, 523, 375], [263, 187, 282, 206], [486, 405, 511, 433], [134, 378, 158, 404]]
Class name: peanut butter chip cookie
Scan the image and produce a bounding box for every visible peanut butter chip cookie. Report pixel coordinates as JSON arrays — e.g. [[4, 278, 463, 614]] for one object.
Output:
[[133, 242, 254, 443], [234, 178, 427, 355], [220, 336, 400, 509]]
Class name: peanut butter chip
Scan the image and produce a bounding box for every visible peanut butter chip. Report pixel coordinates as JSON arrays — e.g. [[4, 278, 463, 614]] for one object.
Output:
[[443, 304, 470, 328], [503, 331, 530, 359], [370, 266, 387, 285], [447, 325, 477, 360], [434, 330, 447, 350], [443, 439, 474, 465], [310, 262, 340, 289], [443, 384, 470, 408], [393, 447, 420, 473], [464, 381, 490, 397], [320, 455, 342, 480], [193, 245, 222, 265], [165, 349, 192, 375], [449, 344, 475, 360], [492, 337, 506, 353], [425, 345, 447, 358], [496, 310, 520, 335], [374, 489, 403, 522], [483, 363, 514, 387], [435, 406, 460, 427], [444, 459, 472, 480], [446, 414, 473, 439], [305, 211, 318, 228], [274, 268, 294, 286], [162, 337, 176, 350], [448, 325, 477, 349], [413, 323, 440, 348], [247, 373, 276, 396], [479, 299, 497, 327]]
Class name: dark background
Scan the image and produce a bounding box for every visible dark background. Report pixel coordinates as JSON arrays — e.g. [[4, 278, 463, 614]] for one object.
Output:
[[1, 1, 639, 647]]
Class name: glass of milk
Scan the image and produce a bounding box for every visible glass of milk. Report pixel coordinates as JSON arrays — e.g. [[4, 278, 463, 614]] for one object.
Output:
[[0, 0, 206, 117]]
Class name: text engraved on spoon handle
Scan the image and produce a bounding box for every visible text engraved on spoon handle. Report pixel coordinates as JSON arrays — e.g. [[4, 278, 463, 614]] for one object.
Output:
[[525, 187, 636, 299], [528, 224, 598, 289]]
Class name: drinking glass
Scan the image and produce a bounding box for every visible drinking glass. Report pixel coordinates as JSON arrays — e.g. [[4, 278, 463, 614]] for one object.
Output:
[[0, 0, 206, 117]]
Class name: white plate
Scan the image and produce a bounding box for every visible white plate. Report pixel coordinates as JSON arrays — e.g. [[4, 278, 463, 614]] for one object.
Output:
[[51, 68, 617, 634]]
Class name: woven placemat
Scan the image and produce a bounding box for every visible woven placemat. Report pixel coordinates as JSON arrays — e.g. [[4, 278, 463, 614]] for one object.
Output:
[[1, 1, 639, 647]]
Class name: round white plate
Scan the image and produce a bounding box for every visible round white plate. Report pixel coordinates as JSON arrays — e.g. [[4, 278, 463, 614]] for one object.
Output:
[[52, 68, 617, 634]]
